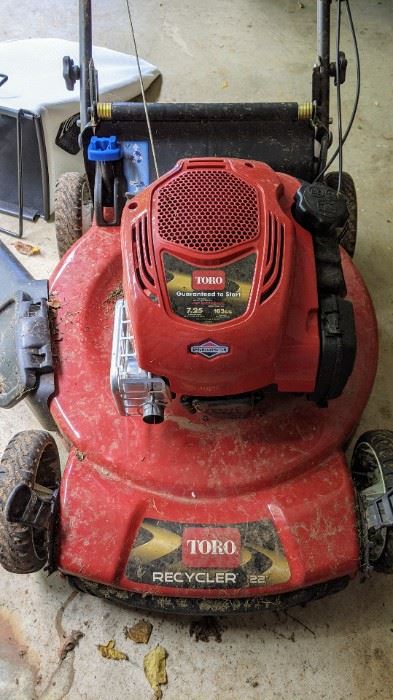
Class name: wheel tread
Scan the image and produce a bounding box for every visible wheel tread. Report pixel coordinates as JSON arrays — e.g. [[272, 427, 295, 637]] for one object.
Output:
[[54, 172, 90, 258], [352, 429, 393, 573], [0, 431, 60, 574]]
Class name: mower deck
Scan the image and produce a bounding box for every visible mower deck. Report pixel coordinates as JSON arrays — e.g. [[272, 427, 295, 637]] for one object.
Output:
[[48, 223, 378, 609]]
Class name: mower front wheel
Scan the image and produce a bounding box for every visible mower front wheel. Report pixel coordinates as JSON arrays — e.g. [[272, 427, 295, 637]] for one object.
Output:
[[0, 431, 60, 574], [352, 430, 393, 573], [54, 172, 92, 258], [324, 171, 357, 257]]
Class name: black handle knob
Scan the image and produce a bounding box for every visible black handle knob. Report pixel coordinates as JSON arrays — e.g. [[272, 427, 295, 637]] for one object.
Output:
[[63, 56, 80, 92]]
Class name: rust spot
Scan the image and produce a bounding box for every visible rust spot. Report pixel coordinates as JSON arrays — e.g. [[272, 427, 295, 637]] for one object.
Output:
[[0, 610, 40, 696]]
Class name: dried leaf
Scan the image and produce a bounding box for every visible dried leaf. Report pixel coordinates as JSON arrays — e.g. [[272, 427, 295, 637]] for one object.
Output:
[[48, 298, 61, 309], [221, 79, 229, 89], [124, 619, 153, 644], [59, 630, 84, 660], [97, 639, 128, 661], [12, 241, 40, 256], [144, 645, 168, 698]]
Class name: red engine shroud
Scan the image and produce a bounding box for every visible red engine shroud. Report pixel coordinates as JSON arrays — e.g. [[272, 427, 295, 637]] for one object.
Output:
[[121, 158, 320, 396]]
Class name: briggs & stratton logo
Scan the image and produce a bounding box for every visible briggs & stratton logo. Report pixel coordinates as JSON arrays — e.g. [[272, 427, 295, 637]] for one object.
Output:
[[182, 527, 241, 568], [189, 339, 230, 359], [192, 270, 226, 291]]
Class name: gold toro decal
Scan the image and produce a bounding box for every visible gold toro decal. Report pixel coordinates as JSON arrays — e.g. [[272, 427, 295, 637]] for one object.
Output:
[[163, 253, 257, 324], [126, 518, 290, 589]]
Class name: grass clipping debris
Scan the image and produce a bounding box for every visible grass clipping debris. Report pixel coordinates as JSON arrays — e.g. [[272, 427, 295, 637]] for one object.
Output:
[[104, 283, 123, 305], [97, 639, 128, 661], [12, 241, 40, 256], [124, 619, 153, 644], [144, 645, 168, 699]]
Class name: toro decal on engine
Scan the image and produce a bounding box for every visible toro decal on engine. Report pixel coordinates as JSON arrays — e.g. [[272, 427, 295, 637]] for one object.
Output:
[[191, 270, 226, 291], [163, 252, 256, 324]]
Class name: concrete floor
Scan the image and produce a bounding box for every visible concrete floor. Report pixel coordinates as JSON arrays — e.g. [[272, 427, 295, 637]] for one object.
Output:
[[0, 1, 392, 698]]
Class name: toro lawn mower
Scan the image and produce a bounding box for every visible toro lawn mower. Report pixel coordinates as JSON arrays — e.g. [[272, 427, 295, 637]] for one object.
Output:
[[0, 0, 392, 615]]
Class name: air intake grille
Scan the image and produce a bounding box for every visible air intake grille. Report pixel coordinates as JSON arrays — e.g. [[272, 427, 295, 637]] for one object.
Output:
[[131, 215, 156, 296], [156, 169, 259, 253], [260, 213, 284, 303]]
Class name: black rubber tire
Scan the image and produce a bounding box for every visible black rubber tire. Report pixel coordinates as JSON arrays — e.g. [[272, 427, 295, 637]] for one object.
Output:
[[324, 171, 357, 257], [0, 431, 60, 574], [54, 172, 92, 258], [351, 430, 393, 573]]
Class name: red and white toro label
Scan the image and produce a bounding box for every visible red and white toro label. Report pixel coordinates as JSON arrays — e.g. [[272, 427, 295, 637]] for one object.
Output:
[[182, 527, 241, 568], [191, 270, 226, 291]]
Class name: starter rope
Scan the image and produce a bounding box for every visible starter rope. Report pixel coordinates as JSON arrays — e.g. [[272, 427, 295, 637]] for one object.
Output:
[[125, 0, 160, 179]]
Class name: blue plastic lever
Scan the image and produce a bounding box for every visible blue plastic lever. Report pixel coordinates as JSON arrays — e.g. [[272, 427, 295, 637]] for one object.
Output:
[[88, 135, 121, 162]]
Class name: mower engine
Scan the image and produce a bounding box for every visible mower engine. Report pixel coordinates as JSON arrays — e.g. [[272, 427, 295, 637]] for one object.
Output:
[[111, 157, 356, 423]]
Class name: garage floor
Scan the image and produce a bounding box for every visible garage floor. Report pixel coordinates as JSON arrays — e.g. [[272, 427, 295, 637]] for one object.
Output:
[[0, 1, 392, 698]]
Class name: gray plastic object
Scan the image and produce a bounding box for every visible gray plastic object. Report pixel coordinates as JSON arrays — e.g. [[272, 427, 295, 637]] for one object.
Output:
[[0, 240, 55, 429]]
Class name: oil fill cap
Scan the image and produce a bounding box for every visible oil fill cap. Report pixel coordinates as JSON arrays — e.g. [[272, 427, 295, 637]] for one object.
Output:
[[294, 182, 348, 235]]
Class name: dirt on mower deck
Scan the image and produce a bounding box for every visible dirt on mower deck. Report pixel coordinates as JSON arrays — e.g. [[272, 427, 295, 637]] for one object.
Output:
[[104, 283, 123, 305]]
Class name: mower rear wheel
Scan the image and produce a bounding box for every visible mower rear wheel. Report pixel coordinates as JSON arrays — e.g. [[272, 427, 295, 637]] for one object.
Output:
[[55, 172, 92, 258], [324, 171, 357, 257], [0, 431, 60, 574], [352, 430, 393, 573]]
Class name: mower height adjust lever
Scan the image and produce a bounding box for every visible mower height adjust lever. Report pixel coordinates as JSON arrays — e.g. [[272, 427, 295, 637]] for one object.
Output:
[[5, 483, 58, 530], [365, 488, 393, 531]]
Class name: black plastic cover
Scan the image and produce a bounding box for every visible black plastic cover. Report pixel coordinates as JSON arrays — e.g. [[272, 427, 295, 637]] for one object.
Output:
[[294, 182, 348, 235], [311, 295, 357, 405], [55, 113, 81, 155], [0, 240, 55, 428], [293, 182, 348, 298], [0, 291, 52, 409], [313, 234, 347, 297]]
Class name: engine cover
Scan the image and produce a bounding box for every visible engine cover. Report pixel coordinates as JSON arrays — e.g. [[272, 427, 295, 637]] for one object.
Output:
[[120, 157, 320, 397]]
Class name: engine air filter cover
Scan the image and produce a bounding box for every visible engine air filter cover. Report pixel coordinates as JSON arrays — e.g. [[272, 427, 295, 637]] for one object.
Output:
[[156, 166, 260, 253]]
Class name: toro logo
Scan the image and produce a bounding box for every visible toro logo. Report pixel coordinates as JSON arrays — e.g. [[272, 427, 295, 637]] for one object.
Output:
[[182, 527, 241, 568], [192, 270, 226, 291]]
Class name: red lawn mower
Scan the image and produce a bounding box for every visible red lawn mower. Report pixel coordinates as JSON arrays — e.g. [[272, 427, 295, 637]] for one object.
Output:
[[1, 0, 392, 614]]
